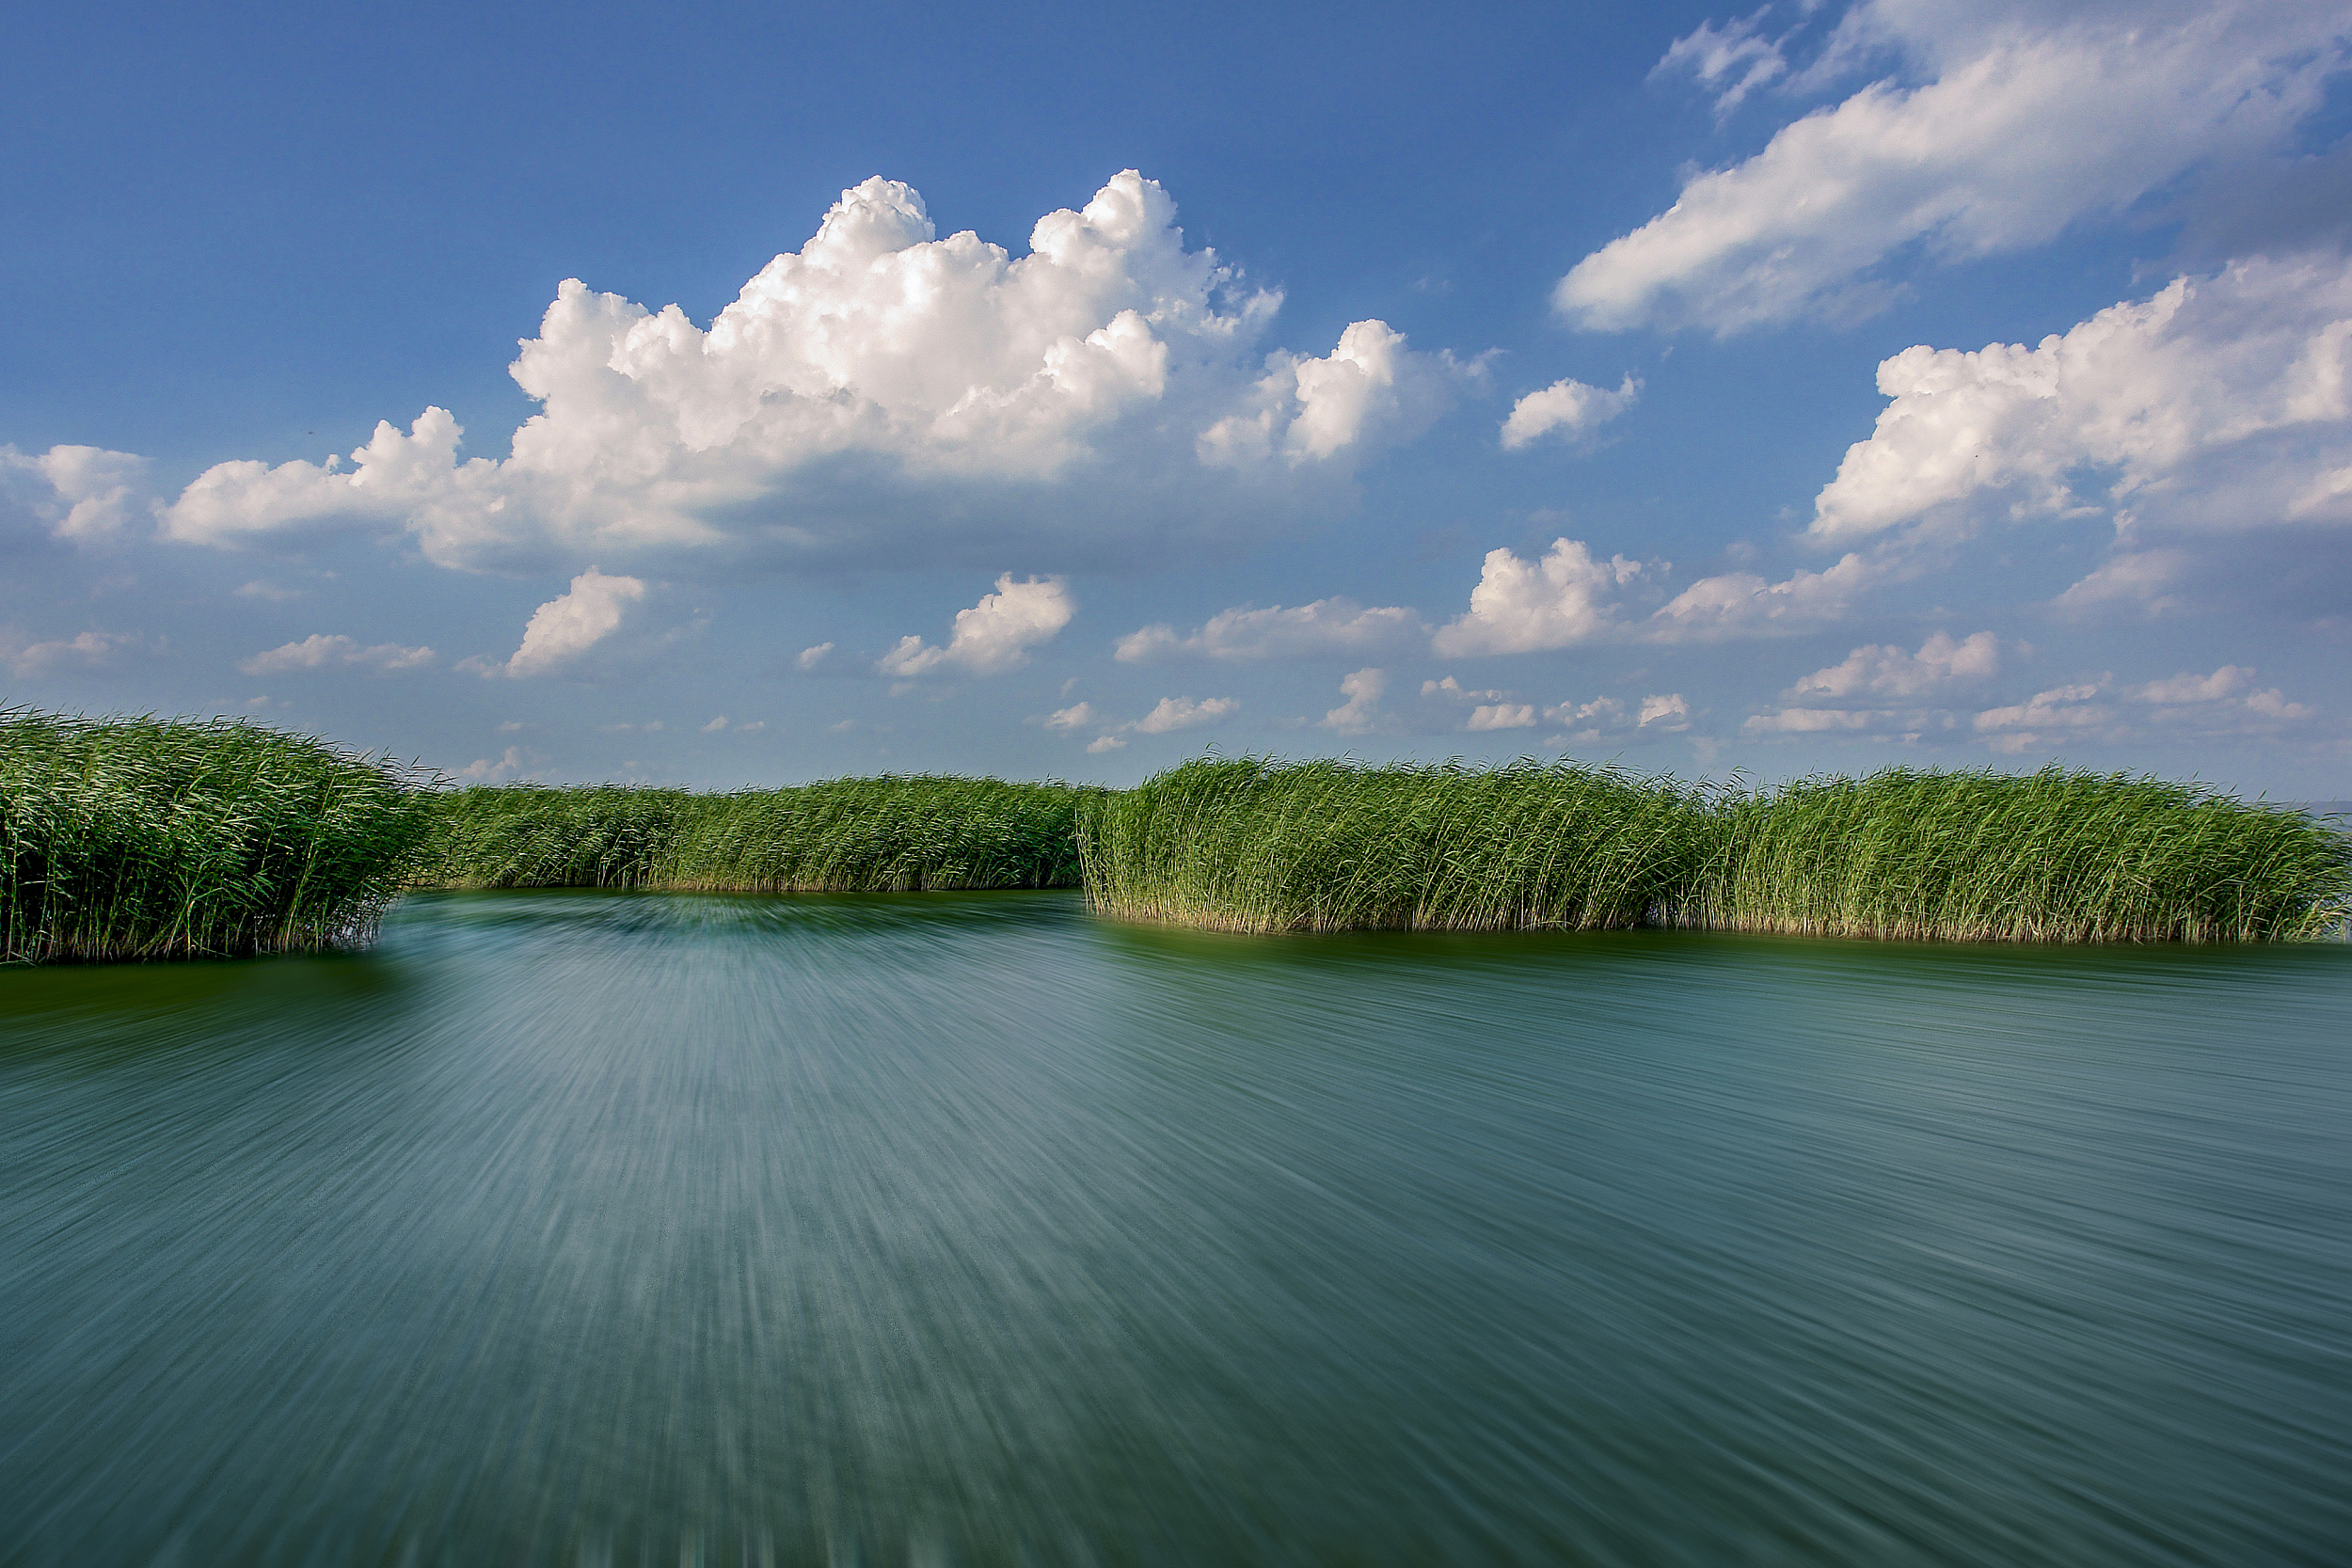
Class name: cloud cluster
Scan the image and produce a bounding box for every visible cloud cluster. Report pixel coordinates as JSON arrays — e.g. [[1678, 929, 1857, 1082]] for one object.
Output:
[[1809, 255, 2352, 612], [1430, 537, 1876, 655], [878, 574, 1073, 676], [1746, 648, 2318, 752], [1115, 596, 1422, 661], [155, 173, 1470, 575], [2, 445, 151, 545], [239, 634, 436, 675], [1565, 1, 2349, 332], [1, 627, 139, 677]]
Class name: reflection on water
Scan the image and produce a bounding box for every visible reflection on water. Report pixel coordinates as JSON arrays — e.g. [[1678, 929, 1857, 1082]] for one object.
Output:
[[2, 891, 2346, 1564]]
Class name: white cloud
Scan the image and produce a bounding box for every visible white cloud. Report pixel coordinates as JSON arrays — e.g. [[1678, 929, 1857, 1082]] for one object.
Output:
[[2134, 665, 2252, 705], [876, 574, 1073, 676], [1320, 667, 1389, 734], [2, 628, 139, 676], [1042, 701, 1097, 731], [456, 746, 538, 784], [1114, 596, 1422, 661], [1814, 258, 2352, 554], [1432, 538, 1649, 655], [1650, 551, 1885, 641], [1086, 733, 1128, 753], [1745, 706, 1880, 735], [158, 173, 1470, 574], [501, 567, 646, 677], [1563, 3, 2348, 332], [1131, 696, 1238, 734], [701, 716, 729, 733], [1655, 7, 1789, 115], [1788, 629, 2001, 700], [1500, 374, 1640, 451], [1, 445, 151, 545], [1467, 703, 1536, 731], [1637, 693, 1692, 729], [795, 641, 834, 671], [238, 634, 437, 675]]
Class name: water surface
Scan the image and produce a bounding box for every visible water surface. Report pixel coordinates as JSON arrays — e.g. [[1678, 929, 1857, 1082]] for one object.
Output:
[[3, 892, 2346, 1564]]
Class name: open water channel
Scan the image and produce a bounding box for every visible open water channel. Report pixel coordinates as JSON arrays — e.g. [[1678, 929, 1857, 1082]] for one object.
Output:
[[2, 891, 2347, 1565]]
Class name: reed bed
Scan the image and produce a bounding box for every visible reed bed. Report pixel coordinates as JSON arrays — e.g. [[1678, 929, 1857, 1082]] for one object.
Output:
[[1692, 767, 2352, 942], [1079, 755, 1708, 933], [416, 776, 1089, 892], [0, 709, 431, 962]]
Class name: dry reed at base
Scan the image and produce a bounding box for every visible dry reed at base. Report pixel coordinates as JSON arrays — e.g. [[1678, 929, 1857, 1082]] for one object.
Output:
[[414, 776, 1090, 892], [1078, 755, 1710, 933], [1, 709, 431, 962]]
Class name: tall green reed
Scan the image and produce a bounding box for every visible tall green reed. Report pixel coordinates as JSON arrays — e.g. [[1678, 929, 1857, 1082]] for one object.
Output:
[[415, 776, 1089, 892], [1692, 767, 2352, 942], [1079, 755, 1709, 933], [0, 709, 431, 962]]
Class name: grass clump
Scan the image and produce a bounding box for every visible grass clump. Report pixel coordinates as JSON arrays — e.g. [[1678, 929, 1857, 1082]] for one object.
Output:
[[1079, 754, 1708, 933], [1692, 766, 2352, 942], [415, 776, 1089, 892], [1, 709, 432, 963]]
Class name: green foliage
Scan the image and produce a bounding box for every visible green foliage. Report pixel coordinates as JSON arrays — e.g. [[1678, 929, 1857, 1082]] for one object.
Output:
[[415, 776, 1091, 892], [1080, 755, 2349, 942], [0, 709, 432, 963], [1693, 767, 2352, 942], [1079, 755, 1710, 933]]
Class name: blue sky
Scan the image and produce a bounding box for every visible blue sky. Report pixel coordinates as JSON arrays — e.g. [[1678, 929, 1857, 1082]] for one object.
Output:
[[6, 0, 2349, 795]]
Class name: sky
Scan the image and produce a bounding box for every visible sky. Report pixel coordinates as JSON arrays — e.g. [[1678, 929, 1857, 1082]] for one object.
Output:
[[6, 0, 2350, 796]]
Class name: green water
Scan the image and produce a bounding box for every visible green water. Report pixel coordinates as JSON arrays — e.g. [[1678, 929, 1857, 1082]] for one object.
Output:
[[2, 892, 2346, 1565]]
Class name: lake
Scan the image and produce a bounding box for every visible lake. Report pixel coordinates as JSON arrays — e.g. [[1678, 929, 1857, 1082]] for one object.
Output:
[[3, 891, 2346, 1565]]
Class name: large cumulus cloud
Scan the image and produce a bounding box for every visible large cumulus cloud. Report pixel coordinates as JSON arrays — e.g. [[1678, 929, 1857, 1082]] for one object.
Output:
[[160, 172, 1470, 574]]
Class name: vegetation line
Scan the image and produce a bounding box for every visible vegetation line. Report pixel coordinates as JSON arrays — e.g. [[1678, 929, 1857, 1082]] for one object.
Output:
[[413, 777, 1092, 893], [5, 709, 2344, 961]]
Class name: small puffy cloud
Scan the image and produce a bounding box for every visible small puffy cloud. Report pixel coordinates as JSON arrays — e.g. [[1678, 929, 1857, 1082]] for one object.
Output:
[[1, 445, 151, 545], [1320, 667, 1389, 735], [1132, 696, 1238, 734], [1115, 596, 1422, 661], [1637, 693, 1692, 729], [239, 634, 437, 675], [1972, 681, 2119, 753], [1745, 706, 1879, 736], [1041, 701, 1097, 731], [877, 574, 1073, 676], [1562, 3, 2348, 333], [1467, 704, 1536, 731], [1086, 733, 1128, 753], [795, 641, 834, 671], [1500, 374, 1640, 451], [1788, 630, 2002, 701], [501, 567, 646, 677], [1545, 691, 1692, 745], [456, 746, 538, 784], [2134, 666, 2252, 705], [2, 627, 139, 676], [158, 173, 1470, 575], [1651, 551, 1884, 641], [701, 716, 729, 733], [1432, 538, 1648, 656]]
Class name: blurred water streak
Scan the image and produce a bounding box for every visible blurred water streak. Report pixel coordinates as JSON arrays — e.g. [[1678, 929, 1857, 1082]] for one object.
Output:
[[2, 891, 2346, 1565]]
